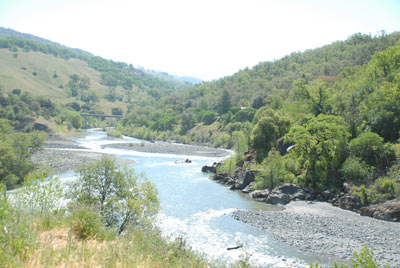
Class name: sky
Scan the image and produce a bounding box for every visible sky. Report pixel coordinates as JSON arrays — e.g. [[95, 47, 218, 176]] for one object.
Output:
[[0, 0, 399, 81]]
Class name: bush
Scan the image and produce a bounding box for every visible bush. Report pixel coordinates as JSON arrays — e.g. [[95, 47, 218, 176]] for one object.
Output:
[[310, 244, 390, 268], [201, 111, 217, 125], [217, 157, 236, 177], [69, 206, 108, 240], [340, 157, 373, 184], [371, 177, 399, 202], [0, 185, 37, 266], [107, 129, 123, 138], [348, 132, 396, 171]]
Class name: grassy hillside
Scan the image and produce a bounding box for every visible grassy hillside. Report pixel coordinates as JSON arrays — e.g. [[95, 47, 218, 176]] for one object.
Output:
[[0, 49, 106, 101], [0, 48, 128, 114]]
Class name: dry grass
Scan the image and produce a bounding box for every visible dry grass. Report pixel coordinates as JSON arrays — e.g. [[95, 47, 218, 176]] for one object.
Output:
[[0, 48, 128, 114], [20, 227, 212, 268]]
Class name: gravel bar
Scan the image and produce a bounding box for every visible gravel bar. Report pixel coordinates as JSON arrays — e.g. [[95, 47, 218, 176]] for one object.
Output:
[[102, 141, 231, 157], [232, 201, 400, 267]]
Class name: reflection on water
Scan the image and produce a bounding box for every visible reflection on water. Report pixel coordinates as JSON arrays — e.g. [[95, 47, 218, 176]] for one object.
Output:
[[61, 129, 331, 267]]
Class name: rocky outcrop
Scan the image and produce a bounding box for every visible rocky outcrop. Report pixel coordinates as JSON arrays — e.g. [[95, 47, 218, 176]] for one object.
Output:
[[230, 169, 259, 190], [201, 162, 220, 173], [263, 183, 308, 205], [360, 199, 400, 222], [331, 193, 363, 213]]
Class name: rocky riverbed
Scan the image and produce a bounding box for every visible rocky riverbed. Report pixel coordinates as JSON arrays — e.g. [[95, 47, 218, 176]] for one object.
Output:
[[233, 201, 400, 267], [30, 134, 135, 174], [102, 140, 231, 157]]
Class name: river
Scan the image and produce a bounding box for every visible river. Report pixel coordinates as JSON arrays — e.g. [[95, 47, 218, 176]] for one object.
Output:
[[58, 129, 333, 267]]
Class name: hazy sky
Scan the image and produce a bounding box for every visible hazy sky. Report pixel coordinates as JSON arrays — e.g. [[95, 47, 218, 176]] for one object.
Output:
[[0, 0, 399, 80]]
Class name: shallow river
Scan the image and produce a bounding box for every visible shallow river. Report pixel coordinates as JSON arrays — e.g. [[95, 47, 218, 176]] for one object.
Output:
[[59, 129, 333, 267]]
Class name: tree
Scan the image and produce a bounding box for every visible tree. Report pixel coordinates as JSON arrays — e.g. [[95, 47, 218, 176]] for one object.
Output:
[[255, 149, 287, 190], [112, 107, 123, 116], [251, 109, 290, 161], [79, 76, 90, 90], [68, 156, 160, 234], [232, 131, 248, 156], [218, 89, 231, 115], [348, 132, 395, 172], [285, 114, 349, 190], [292, 79, 332, 116]]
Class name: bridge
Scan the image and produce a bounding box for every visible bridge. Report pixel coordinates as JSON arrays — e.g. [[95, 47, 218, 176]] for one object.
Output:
[[81, 113, 123, 128]]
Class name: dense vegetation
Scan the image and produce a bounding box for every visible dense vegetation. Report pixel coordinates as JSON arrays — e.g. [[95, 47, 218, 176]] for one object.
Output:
[[118, 31, 400, 202]]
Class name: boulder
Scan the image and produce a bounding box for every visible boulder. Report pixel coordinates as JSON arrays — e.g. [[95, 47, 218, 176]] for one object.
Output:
[[360, 199, 400, 222], [250, 189, 270, 201], [201, 162, 219, 173], [334, 194, 363, 212], [266, 191, 291, 205], [292, 192, 306, 201], [276, 183, 304, 195], [242, 182, 255, 193], [230, 169, 258, 190]]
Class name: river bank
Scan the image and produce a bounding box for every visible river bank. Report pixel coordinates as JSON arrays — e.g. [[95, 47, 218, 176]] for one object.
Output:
[[102, 140, 231, 157], [30, 133, 230, 175], [232, 201, 400, 267], [30, 134, 135, 174]]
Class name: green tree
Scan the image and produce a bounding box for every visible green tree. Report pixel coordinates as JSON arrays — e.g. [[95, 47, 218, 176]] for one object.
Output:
[[285, 114, 349, 190], [218, 89, 231, 115], [68, 157, 159, 234], [255, 149, 287, 190], [251, 109, 290, 161], [348, 132, 395, 172], [232, 130, 248, 155]]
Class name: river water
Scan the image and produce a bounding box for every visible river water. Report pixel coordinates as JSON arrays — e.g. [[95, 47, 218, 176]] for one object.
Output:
[[59, 129, 332, 267]]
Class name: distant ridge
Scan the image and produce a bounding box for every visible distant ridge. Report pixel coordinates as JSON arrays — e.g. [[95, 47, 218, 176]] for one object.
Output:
[[0, 26, 93, 58]]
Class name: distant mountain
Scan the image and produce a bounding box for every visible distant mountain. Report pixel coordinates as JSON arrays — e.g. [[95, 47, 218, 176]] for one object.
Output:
[[176, 76, 203, 85], [145, 69, 203, 85]]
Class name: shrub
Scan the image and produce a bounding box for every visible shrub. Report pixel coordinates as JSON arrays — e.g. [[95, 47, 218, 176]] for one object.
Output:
[[69, 206, 108, 240], [201, 111, 217, 125], [310, 244, 390, 268], [217, 157, 236, 177], [106, 129, 123, 138], [255, 149, 288, 190], [340, 157, 373, 184], [0, 185, 37, 266], [348, 132, 396, 171]]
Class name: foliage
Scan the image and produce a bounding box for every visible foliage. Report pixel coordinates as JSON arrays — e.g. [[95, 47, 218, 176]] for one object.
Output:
[[255, 149, 288, 190], [69, 206, 109, 240], [218, 89, 231, 115], [13, 169, 63, 217], [353, 178, 399, 205], [0, 119, 45, 189], [310, 244, 390, 268], [232, 130, 249, 156], [217, 157, 236, 177], [348, 132, 396, 172], [0, 184, 37, 266], [67, 156, 160, 234], [107, 128, 123, 138], [251, 109, 290, 161], [340, 157, 373, 184], [285, 115, 349, 190]]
